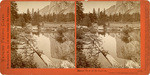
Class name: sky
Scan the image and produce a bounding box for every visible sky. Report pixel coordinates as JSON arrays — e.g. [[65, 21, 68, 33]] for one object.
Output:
[[16, 1, 51, 13], [82, 1, 116, 13]]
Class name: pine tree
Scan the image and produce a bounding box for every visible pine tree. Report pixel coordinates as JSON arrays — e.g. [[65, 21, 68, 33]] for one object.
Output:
[[11, 1, 18, 25], [76, 1, 84, 25], [42, 14, 46, 22], [89, 13, 94, 23], [22, 13, 28, 23], [98, 8, 100, 18], [32, 8, 34, 18], [97, 9, 107, 26], [109, 14, 112, 22], [103, 9, 106, 22], [26, 9, 31, 23], [93, 8, 97, 23], [66, 13, 74, 22], [31, 12, 40, 25], [53, 13, 56, 22]]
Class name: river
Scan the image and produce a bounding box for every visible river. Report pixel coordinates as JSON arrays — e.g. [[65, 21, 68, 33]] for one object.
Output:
[[29, 31, 74, 68], [31, 33, 51, 68], [97, 33, 128, 68], [17, 29, 136, 68]]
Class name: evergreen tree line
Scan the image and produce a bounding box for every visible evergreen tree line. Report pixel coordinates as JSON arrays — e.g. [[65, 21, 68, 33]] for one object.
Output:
[[76, 1, 140, 27], [11, 2, 42, 27], [42, 13, 75, 22], [12, 10, 75, 27], [82, 9, 140, 27]]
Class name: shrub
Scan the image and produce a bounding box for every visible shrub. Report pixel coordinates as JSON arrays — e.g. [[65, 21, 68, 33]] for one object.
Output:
[[64, 29, 75, 43], [86, 59, 101, 68], [11, 28, 18, 39], [89, 26, 97, 34], [11, 41, 37, 68], [11, 50, 37, 68], [55, 36, 65, 43], [76, 41, 88, 68], [81, 16, 92, 27], [76, 28, 84, 39], [14, 16, 26, 27], [76, 40, 101, 68], [97, 19, 106, 26], [31, 21, 40, 26], [121, 25, 133, 43], [55, 27, 67, 43]]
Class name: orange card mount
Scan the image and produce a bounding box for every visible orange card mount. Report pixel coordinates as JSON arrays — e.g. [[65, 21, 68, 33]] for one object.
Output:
[[0, 0, 150, 75]]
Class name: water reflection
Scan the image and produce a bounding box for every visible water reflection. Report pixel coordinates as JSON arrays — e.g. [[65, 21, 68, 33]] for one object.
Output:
[[32, 33, 51, 68], [98, 33, 127, 67]]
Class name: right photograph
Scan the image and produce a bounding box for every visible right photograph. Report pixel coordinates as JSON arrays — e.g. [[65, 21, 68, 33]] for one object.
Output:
[[76, 1, 141, 68]]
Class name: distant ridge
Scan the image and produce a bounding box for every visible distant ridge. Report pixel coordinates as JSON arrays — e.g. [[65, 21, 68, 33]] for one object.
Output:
[[105, 1, 140, 15], [39, 1, 75, 16]]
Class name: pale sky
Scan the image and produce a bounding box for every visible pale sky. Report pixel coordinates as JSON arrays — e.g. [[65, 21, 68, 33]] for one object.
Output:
[[16, 1, 51, 13], [82, 1, 116, 13]]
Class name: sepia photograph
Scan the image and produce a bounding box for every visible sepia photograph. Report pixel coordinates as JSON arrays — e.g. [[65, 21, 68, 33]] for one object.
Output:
[[76, 1, 141, 68], [11, 1, 75, 68], [1, 0, 150, 74]]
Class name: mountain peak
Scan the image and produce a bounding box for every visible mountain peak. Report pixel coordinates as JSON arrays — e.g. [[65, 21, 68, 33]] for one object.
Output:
[[105, 1, 140, 15], [39, 1, 75, 16]]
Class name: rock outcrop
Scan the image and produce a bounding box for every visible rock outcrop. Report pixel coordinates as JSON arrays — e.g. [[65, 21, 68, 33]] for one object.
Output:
[[105, 1, 140, 15]]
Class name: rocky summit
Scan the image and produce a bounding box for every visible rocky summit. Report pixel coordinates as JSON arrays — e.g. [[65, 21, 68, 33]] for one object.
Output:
[[105, 1, 140, 15], [39, 1, 75, 16]]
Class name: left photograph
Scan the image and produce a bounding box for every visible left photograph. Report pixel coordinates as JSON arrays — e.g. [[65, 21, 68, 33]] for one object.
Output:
[[11, 1, 75, 68]]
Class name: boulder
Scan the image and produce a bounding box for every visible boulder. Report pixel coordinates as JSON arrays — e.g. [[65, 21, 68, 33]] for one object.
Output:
[[50, 37, 75, 64], [117, 40, 140, 64]]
